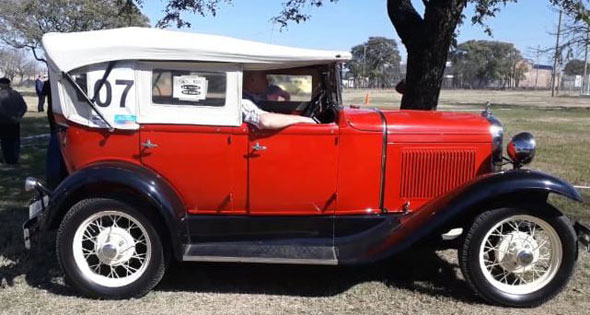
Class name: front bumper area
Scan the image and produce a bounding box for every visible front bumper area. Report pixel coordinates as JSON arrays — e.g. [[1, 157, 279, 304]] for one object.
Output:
[[23, 193, 49, 250]]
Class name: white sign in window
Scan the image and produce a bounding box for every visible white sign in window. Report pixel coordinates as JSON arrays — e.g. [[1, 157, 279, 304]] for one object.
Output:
[[173, 75, 209, 102], [152, 70, 226, 107]]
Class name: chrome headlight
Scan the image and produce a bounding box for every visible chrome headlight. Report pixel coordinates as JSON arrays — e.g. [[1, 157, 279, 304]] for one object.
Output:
[[24, 177, 40, 192], [507, 132, 536, 167], [483, 113, 504, 172]]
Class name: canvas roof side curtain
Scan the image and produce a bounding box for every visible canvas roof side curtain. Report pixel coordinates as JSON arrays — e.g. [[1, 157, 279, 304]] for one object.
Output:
[[62, 61, 117, 132]]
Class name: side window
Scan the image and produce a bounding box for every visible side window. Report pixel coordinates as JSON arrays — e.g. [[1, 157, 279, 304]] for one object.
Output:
[[266, 74, 312, 102], [72, 73, 88, 102], [152, 69, 226, 107]]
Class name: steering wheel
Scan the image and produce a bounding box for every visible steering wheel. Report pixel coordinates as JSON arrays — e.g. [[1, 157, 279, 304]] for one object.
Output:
[[302, 90, 325, 118]]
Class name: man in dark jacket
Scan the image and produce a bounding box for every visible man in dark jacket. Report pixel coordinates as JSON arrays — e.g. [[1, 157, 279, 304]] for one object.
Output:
[[35, 74, 45, 112], [0, 77, 27, 164]]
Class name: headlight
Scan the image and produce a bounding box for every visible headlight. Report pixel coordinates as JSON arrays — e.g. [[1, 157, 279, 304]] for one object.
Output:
[[483, 113, 503, 172], [24, 177, 40, 192], [507, 132, 536, 167]]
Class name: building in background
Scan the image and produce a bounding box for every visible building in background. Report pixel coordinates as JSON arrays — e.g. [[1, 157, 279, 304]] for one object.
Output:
[[517, 61, 553, 89]]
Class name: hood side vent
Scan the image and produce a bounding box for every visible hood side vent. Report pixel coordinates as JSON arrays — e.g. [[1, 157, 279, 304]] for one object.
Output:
[[400, 149, 476, 199]]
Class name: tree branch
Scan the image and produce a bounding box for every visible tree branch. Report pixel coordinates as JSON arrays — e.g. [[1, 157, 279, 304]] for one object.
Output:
[[387, 0, 424, 50]]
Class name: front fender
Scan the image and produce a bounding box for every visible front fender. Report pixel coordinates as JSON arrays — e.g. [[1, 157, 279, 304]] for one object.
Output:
[[43, 161, 187, 259], [392, 169, 582, 254], [339, 169, 583, 264]]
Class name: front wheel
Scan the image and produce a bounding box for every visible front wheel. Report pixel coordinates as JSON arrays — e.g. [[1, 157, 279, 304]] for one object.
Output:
[[56, 198, 166, 299], [460, 205, 577, 307]]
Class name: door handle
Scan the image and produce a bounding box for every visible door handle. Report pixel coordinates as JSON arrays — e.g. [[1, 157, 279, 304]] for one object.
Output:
[[142, 139, 158, 149], [252, 142, 267, 151]]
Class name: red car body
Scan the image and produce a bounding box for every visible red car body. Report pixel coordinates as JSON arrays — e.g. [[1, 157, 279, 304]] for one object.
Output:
[[57, 109, 493, 216], [24, 28, 587, 305]]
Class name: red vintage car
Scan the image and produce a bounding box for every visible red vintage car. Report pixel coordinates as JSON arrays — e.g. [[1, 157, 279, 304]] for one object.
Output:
[[23, 28, 589, 307]]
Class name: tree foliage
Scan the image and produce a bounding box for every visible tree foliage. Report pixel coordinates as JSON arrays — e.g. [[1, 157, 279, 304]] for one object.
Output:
[[450, 40, 526, 88], [346, 37, 402, 88], [138, 0, 339, 29], [563, 59, 588, 75], [0, 47, 40, 82], [0, 0, 149, 52]]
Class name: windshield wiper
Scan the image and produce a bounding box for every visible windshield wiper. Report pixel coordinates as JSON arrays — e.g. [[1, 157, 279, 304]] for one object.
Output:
[[62, 61, 117, 132]]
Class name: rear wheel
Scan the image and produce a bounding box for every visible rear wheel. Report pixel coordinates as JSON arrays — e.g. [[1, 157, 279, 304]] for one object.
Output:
[[56, 198, 166, 299], [460, 205, 577, 307]]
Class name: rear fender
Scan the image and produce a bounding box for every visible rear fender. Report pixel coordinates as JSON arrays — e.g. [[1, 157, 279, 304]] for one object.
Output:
[[44, 161, 187, 260]]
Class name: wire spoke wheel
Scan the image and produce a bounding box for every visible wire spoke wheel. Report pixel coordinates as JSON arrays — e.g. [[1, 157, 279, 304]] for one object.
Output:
[[72, 210, 152, 288], [478, 215, 562, 295]]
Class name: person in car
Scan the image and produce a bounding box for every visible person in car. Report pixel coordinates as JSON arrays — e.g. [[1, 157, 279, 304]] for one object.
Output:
[[242, 71, 315, 130], [264, 81, 291, 101]]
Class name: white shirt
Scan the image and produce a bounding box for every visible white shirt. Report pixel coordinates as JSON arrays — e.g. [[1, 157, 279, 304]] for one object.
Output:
[[241, 98, 267, 129]]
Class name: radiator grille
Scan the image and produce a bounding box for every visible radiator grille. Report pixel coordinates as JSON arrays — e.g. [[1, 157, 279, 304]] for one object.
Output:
[[400, 149, 476, 198]]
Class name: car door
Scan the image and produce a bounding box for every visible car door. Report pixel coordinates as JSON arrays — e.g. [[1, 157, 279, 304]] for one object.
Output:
[[248, 123, 339, 215], [136, 62, 243, 214]]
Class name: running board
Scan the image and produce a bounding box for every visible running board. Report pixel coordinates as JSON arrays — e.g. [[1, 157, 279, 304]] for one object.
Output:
[[182, 243, 338, 265]]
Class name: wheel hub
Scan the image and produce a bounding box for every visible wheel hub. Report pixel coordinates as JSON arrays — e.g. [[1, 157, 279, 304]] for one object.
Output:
[[95, 227, 136, 265], [497, 231, 539, 272]]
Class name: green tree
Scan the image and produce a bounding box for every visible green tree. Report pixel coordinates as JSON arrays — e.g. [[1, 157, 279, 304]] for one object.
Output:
[[563, 59, 588, 75], [450, 40, 526, 89], [0, 0, 149, 59], [346, 37, 401, 89]]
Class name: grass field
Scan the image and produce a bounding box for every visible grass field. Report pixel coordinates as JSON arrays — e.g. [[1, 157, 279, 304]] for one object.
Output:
[[1, 89, 589, 314]]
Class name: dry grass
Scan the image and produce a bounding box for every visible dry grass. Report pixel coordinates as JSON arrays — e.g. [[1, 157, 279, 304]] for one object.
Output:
[[1, 89, 590, 314], [343, 88, 590, 109]]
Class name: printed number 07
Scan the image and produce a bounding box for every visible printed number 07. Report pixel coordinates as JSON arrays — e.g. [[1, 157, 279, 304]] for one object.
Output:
[[94, 79, 134, 108]]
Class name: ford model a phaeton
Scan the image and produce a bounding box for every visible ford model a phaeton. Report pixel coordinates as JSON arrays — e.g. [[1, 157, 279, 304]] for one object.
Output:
[[24, 28, 588, 306]]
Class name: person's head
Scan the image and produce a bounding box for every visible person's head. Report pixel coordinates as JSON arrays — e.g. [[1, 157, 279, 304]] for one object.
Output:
[[243, 71, 269, 94], [0, 77, 10, 89]]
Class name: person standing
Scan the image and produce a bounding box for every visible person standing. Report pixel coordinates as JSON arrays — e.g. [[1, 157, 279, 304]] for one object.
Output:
[[0, 77, 27, 164], [35, 74, 45, 112], [43, 79, 68, 188]]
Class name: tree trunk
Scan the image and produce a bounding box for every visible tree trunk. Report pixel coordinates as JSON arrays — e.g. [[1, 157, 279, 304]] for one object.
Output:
[[387, 0, 467, 110]]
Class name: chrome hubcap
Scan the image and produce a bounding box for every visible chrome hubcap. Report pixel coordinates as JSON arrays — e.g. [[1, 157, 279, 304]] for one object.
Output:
[[98, 244, 118, 261], [95, 226, 137, 265], [496, 231, 540, 272], [517, 250, 535, 266]]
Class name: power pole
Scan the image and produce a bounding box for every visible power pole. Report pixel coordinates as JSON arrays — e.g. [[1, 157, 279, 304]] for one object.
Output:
[[584, 26, 590, 95], [363, 44, 367, 88], [552, 10, 562, 97], [535, 46, 540, 90]]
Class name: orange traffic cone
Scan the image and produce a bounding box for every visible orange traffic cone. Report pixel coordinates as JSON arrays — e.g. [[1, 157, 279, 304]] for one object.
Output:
[[364, 92, 371, 105]]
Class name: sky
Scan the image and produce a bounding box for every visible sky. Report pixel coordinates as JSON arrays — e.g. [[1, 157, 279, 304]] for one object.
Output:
[[141, 0, 562, 65]]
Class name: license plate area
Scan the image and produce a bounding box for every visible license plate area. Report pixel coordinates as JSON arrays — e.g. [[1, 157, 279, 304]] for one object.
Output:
[[29, 196, 49, 219], [23, 195, 49, 249]]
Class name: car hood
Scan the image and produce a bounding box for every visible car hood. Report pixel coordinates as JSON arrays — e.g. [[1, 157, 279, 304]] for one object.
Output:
[[382, 110, 491, 134], [343, 108, 492, 142]]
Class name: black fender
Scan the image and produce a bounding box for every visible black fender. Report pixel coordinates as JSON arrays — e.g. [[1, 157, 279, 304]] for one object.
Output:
[[43, 161, 187, 260], [337, 169, 583, 264]]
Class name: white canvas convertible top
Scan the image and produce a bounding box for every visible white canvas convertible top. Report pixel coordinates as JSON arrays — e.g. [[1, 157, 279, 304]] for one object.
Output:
[[42, 27, 352, 72]]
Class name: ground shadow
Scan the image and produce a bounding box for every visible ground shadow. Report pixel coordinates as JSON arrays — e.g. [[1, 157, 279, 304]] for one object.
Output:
[[0, 206, 72, 296], [153, 248, 478, 303]]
